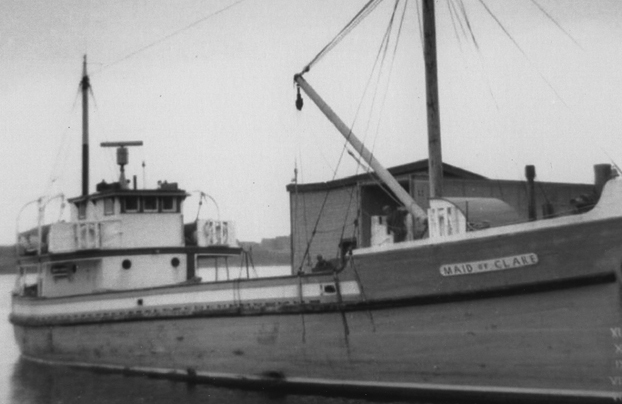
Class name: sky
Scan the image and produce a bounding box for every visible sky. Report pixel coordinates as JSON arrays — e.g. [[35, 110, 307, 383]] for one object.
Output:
[[2, 0, 622, 245]]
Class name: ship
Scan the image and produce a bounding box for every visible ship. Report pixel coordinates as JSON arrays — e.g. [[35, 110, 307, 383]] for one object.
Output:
[[10, 1, 622, 402]]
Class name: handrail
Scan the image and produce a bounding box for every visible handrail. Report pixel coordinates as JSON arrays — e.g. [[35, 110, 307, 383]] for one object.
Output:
[[15, 193, 65, 256]]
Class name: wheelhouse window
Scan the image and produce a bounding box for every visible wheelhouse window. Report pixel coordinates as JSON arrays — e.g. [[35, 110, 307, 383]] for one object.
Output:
[[161, 196, 177, 212], [78, 202, 87, 219], [104, 198, 115, 215], [124, 196, 139, 213], [143, 196, 158, 212]]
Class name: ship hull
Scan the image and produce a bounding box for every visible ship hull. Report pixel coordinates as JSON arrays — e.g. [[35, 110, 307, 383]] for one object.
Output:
[[12, 277, 622, 401], [12, 183, 622, 401]]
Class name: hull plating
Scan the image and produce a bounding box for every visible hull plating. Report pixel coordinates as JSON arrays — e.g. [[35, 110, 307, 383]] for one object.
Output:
[[13, 280, 622, 400]]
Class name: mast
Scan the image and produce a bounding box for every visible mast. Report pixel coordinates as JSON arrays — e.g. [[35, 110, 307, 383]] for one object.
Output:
[[80, 55, 90, 196], [423, 0, 443, 198], [294, 74, 427, 224]]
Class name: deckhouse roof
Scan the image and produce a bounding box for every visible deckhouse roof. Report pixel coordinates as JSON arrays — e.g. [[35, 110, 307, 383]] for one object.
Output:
[[68, 181, 188, 204]]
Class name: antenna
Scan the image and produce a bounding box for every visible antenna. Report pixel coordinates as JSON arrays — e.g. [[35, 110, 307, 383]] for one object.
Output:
[[101, 141, 144, 189]]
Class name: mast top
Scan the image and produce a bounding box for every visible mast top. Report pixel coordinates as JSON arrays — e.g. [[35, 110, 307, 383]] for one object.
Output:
[[80, 55, 90, 92]]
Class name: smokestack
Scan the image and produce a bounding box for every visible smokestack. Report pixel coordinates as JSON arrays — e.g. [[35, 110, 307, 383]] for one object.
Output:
[[525, 165, 536, 221]]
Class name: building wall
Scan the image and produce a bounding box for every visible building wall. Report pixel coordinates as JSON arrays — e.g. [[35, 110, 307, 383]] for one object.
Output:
[[290, 185, 359, 272], [290, 176, 595, 271]]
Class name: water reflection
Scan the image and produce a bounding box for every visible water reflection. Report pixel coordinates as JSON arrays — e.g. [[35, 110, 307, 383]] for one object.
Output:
[[10, 358, 421, 404], [10, 358, 291, 404]]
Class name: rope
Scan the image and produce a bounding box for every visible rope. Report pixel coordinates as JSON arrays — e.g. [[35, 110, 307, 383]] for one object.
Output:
[[349, 252, 376, 332], [451, 1, 499, 110], [95, 0, 248, 74], [530, 0, 583, 50], [477, 0, 568, 107], [300, 0, 385, 75], [296, 4, 401, 271], [448, 0, 465, 51], [457, 0, 480, 50], [369, 0, 408, 153]]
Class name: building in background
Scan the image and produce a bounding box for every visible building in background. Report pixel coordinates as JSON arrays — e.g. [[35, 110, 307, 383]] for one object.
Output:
[[287, 159, 596, 272]]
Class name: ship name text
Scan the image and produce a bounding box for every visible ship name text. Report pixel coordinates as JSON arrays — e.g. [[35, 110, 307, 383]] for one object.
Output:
[[440, 253, 538, 277]]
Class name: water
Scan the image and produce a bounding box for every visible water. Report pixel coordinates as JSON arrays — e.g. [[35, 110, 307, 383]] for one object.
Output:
[[0, 272, 450, 404]]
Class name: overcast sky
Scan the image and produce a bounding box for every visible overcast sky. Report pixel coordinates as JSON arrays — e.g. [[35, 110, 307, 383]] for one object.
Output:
[[2, 0, 622, 245]]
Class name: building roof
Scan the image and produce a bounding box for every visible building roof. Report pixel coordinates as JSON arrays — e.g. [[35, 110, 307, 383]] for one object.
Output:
[[286, 159, 487, 193]]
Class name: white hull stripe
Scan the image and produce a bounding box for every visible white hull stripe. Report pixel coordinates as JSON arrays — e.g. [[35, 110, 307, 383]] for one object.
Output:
[[13, 281, 360, 317], [22, 354, 619, 401]]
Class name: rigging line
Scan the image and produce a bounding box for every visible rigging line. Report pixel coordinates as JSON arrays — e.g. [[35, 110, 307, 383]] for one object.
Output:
[[478, 0, 528, 57], [46, 90, 81, 194], [449, 0, 468, 43], [447, 0, 465, 51], [454, 0, 499, 110], [349, 252, 377, 332], [370, 0, 408, 154], [346, 150, 401, 206], [457, 0, 480, 50], [333, 1, 401, 248], [600, 147, 622, 175], [318, 0, 400, 184], [298, 157, 311, 259], [361, 3, 413, 210], [86, 83, 118, 177], [477, 0, 568, 108], [293, 123, 311, 263], [301, 0, 385, 74], [530, 0, 583, 50], [362, 0, 400, 149], [334, 0, 402, 175], [347, 149, 403, 211], [415, 0, 423, 49], [296, 1, 400, 271], [96, 0, 247, 74], [536, 180, 551, 205], [335, 182, 362, 260]]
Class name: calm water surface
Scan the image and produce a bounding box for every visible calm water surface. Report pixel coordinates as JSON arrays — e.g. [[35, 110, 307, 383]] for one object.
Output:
[[0, 271, 461, 404]]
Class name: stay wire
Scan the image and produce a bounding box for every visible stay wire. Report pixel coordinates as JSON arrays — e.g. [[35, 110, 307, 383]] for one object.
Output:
[[370, 0, 407, 154], [96, 0, 247, 74], [453, 1, 499, 110], [333, 0, 402, 186], [301, 0, 385, 74], [415, 0, 424, 49], [530, 0, 583, 50], [296, 1, 396, 271], [448, 0, 465, 51], [364, 0, 401, 145], [44, 87, 82, 198], [457, 0, 480, 50], [340, 0, 407, 258], [477, 0, 568, 108]]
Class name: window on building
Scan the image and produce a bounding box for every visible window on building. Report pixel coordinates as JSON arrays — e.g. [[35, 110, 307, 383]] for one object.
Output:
[[143, 196, 158, 212], [124, 196, 139, 213], [104, 198, 115, 215], [161, 197, 176, 212], [78, 202, 87, 220]]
